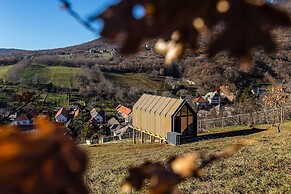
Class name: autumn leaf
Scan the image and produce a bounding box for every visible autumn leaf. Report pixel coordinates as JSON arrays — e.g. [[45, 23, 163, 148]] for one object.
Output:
[[0, 117, 88, 194], [97, 0, 290, 65]]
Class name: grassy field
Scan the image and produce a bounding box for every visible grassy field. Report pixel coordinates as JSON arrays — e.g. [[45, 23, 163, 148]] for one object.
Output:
[[20, 65, 84, 89], [104, 72, 161, 91], [83, 121, 291, 193], [0, 65, 13, 78]]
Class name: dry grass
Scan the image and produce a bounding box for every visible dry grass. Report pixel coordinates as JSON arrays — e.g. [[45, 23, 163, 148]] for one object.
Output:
[[83, 121, 291, 193]]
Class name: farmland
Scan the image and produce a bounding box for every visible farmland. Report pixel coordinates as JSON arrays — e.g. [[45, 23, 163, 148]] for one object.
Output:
[[0, 65, 12, 78], [104, 72, 161, 91], [20, 65, 84, 89], [84, 121, 291, 193]]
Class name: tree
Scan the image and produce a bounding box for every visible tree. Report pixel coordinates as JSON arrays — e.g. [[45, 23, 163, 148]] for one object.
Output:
[[262, 84, 288, 132], [81, 122, 95, 141]]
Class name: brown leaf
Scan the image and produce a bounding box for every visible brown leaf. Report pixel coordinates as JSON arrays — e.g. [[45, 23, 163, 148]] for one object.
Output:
[[97, 0, 290, 64], [0, 117, 88, 194]]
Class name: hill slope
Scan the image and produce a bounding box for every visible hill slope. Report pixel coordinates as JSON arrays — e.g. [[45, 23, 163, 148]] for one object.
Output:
[[84, 121, 291, 193]]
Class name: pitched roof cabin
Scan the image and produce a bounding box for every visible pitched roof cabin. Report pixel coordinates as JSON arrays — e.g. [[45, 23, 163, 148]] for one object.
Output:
[[132, 94, 197, 145]]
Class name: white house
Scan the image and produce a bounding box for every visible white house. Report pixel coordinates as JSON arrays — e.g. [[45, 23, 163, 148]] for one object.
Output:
[[204, 90, 221, 105], [55, 108, 69, 123], [12, 114, 30, 126], [90, 108, 103, 123]]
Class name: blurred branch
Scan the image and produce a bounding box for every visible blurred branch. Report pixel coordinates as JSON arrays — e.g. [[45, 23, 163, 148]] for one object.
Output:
[[59, 0, 98, 34]]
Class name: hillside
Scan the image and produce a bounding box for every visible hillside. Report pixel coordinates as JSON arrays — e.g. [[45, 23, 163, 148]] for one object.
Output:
[[84, 121, 291, 193]]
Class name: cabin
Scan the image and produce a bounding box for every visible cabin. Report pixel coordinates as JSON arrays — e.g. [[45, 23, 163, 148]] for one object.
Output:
[[132, 94, 197, 145]]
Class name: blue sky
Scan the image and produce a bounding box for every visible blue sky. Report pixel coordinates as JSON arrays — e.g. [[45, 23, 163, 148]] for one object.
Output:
[[0, 0, 118, 50]]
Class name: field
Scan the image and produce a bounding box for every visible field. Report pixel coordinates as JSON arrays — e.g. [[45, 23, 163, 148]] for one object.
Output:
[[0, 65, 12, 78], [83, 121, 291, 193], [104, 72, 161, 91], [20, 65, 84, 89]]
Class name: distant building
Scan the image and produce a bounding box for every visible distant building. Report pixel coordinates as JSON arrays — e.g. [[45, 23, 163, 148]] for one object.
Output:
[[116, 105, 132, 123], [204, 90, 221, 105], [193, 97, 209, 109], [90, 108, 103, 123], [12, 114, 30, 126], [55, 108, 69, 123]]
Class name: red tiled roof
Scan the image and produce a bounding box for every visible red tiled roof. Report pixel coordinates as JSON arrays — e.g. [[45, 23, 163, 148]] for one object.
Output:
[[116, 105, 132, 116], [55, 108, 69, 119], [15, 114, 29, 121], [194, 97, 208, 103]]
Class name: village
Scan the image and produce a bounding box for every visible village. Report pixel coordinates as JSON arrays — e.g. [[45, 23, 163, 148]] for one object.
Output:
[[1, 89, 233, 145], [2, 86, 283, 146]]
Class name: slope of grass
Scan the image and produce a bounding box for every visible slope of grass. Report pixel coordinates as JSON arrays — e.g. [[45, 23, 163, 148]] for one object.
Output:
[[104, 72, 161, 91], [0, 65, 13, 78], [20, 65, 84, 89], [83, 121, 291, 193]]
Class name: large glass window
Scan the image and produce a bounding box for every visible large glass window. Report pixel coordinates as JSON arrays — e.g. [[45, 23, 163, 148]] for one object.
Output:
[[173, 105, 194, 135]]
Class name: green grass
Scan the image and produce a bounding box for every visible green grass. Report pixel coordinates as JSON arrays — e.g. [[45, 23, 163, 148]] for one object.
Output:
[[83, 121, 291, 193], [20, 65, 84, 89], [0, 65, 13, 78], [104, 72, 161, 91]]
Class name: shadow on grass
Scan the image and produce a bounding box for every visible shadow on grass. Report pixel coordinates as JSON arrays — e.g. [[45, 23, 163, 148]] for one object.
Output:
[[193, 128, 268, 142]]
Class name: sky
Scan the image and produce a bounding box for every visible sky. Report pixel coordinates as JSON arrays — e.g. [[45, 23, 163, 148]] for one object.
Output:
[[0, 0, 119, 50]]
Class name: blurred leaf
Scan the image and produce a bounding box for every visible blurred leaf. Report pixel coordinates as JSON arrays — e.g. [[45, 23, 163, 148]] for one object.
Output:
[[97, 0, 290, 65], [0, 117, 88, 194]]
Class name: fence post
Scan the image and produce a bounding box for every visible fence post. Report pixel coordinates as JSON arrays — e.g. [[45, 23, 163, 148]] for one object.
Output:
[[141, 131, 145, 144], [133, 128, 136, 144]]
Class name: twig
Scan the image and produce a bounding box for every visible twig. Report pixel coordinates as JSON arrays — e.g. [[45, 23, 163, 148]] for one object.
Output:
[[58, 0, 98, 35]]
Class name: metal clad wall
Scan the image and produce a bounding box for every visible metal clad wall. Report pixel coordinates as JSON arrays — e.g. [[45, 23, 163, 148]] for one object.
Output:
[[138, 95, 151, 129], [160, 99, 179, 138], [132, 94, 148, 127], [151, 97, 166, 136], [145, 96, 161, 134], [141, 95, 156, 132], [156, 98, 171, 137]]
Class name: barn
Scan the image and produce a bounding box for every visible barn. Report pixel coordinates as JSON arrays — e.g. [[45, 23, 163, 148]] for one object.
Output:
[[132, 94, 197, 145]]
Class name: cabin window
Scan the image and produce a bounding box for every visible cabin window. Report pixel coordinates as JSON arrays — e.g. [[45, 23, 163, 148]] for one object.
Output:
[[173, 105, 194, 135]]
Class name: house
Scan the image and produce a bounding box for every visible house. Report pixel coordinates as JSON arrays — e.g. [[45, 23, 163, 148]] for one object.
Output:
[[12, 114, 30, 126], [116, 105, 132, 123], [55, 108, 69, 123], [90, 108, 103, 123], [193, 97, 209, 109], [132, 94, 198, 145], [204, 90, 221, 105]]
